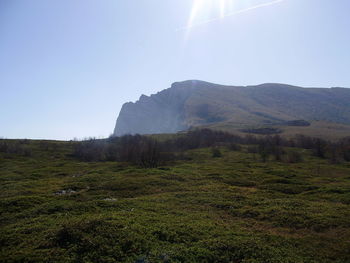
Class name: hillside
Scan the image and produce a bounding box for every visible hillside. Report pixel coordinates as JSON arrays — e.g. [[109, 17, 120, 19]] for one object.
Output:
[[1, 138, 350, 262], [114, 80, 350, 138]]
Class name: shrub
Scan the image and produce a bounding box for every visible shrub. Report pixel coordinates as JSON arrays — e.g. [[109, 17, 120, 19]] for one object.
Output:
[[73, 135, 163, 168], [211, 147, 222, 158], [0, 140, 32, 157]]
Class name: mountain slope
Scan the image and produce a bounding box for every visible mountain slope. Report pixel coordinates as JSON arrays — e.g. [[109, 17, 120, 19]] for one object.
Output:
[[114, 80, 350, 137]]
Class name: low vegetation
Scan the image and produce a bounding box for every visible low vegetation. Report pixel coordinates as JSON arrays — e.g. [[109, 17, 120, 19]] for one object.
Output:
[[1, 130, 350, 262]]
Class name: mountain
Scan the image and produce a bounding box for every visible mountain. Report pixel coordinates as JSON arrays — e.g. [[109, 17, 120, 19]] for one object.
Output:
[[114, 80, 350, 138]]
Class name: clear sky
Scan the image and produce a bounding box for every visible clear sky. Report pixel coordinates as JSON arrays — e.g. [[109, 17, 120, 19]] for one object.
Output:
[[1, 0, 350, 140]]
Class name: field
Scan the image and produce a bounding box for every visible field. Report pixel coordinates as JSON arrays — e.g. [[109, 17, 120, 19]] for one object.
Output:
[[1, 139, 350, 262]]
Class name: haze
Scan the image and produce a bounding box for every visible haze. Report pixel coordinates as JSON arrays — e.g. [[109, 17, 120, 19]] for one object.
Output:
[[1, 0, 350, 140]]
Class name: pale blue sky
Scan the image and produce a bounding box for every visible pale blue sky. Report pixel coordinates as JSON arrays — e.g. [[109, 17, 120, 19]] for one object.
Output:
[[1, 0, 349, 140]]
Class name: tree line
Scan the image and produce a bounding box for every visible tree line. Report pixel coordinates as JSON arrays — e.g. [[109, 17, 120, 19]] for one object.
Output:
[[0, 139, 32, 157], [71, 129, 350, 167]]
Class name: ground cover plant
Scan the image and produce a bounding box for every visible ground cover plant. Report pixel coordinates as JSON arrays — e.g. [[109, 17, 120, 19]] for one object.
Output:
[[1, 131, 350, 262]]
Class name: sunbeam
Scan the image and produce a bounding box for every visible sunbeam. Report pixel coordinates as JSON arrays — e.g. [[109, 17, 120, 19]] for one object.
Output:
[[179, 0, 285, 32], [187, 0, 205, 30], [220, 0, 226, 18]]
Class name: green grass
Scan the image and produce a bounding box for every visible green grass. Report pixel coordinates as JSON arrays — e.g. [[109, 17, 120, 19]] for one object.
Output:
[[1, 140, 350, 262]]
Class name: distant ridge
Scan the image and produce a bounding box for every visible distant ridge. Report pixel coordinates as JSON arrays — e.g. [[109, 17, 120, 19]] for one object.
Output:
[[114, 80, 350, 138]]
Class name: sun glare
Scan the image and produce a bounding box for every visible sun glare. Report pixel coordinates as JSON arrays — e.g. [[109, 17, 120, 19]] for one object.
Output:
[[183, 0, 284, 32], [187, 0, 232, 29], [188, 0, 204, 29], [220, 0, 226, 18]]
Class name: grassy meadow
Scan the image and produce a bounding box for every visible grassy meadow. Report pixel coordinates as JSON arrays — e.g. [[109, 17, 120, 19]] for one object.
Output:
[[1, 138, 350, 262]]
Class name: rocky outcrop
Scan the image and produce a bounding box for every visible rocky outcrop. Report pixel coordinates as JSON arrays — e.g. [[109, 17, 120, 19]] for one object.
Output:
[[113, 81, 199, 136]]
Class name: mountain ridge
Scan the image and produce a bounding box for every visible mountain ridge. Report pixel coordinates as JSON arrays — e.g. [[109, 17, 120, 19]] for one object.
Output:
[[114, 80, 350, 137]]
